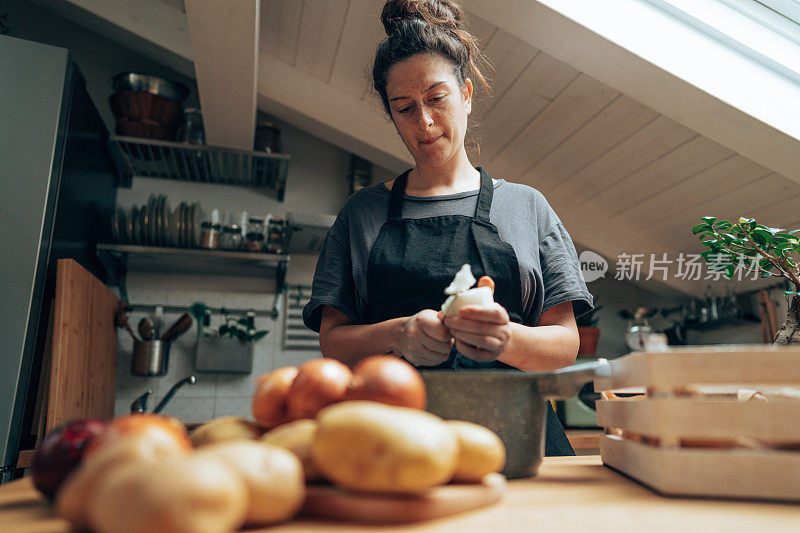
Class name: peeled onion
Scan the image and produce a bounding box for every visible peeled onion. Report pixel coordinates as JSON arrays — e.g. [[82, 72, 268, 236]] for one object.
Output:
[[253, 366, 299, 429], [287, 359, 352, 419], [345, 356, 426, 410]]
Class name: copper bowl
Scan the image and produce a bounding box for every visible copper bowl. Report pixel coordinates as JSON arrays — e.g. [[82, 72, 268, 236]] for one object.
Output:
[[109, 91, 183, 140]]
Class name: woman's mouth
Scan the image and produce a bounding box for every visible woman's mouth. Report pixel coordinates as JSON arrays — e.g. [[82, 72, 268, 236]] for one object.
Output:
[[419, 135, 442, 145]]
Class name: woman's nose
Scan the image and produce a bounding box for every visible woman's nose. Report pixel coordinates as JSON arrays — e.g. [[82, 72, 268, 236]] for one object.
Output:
[[417, 106, 434, 129]]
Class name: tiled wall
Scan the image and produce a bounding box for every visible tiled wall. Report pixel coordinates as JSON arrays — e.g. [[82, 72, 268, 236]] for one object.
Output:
[[114, 285, 321, 424]]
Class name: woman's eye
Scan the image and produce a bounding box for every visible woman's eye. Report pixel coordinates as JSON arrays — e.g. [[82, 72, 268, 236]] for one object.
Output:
[[398, 107, 410, 114], [431, 96, 445, 102]]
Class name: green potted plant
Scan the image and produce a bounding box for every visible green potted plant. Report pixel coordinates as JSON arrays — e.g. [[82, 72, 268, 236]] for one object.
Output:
[[576, 298, 603, 356], [693, 216, 800, 344]]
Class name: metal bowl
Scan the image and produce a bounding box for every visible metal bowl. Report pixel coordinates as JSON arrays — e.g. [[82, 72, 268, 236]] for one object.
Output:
[[111, 72, 190, 103], [421, 360, 608, 479]]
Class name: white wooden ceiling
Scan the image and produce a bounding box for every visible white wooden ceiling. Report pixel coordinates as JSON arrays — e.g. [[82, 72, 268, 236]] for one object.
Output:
[[36, 0, 800, 296], [257, 0, 800, 279]]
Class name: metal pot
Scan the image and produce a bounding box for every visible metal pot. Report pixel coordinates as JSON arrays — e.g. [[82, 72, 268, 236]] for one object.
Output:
[[111, 72, 190, 103], [421, 359, 609, 479]]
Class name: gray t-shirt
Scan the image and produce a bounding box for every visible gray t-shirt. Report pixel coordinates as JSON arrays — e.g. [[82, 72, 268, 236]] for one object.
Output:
[[303, 178, 593, 332]]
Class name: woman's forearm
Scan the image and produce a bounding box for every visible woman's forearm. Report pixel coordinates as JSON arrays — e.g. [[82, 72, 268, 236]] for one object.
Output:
[[497, 322, 579, 372], [319, 317, 407, 367]]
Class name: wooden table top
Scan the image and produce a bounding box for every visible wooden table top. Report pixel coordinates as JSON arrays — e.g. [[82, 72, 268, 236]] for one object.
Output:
[[3, 456, 799, 532]]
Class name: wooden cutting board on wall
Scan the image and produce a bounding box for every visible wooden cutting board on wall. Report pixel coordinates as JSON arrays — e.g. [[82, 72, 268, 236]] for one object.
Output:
[[45, 259, 118, 432]]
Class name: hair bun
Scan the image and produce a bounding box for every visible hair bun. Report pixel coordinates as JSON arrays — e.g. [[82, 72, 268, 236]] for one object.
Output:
[[380, 0, 463, 35]]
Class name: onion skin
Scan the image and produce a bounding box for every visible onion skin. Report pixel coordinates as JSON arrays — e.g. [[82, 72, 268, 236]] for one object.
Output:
[[253, 367, 300, 429], [287, 359, 352, 419], [477, 276, 495, 294], [345, 356, 426, 410]]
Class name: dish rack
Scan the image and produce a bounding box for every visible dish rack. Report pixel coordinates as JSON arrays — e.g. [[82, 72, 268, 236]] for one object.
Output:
[[594, 345, 800, 502]]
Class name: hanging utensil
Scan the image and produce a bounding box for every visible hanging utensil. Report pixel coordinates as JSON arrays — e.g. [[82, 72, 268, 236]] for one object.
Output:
[[138, 317, 154, 341], [114, 302, 139, 341], [161, 313, 193, 343]]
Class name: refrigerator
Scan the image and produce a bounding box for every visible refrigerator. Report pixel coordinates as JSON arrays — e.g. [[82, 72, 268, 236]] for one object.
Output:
[[0, 35, 118, 483]]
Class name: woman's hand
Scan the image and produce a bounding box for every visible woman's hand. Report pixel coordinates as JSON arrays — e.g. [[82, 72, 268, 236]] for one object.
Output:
[[397, 309, 454, 367], [441, 303, 512, 362]]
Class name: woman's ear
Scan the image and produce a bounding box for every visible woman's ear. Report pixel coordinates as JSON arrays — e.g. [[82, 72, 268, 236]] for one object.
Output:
[[463, 78, 474, 115]]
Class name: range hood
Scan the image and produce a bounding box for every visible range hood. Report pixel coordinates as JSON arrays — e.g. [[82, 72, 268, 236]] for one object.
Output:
[[286, 212, 336, 255]]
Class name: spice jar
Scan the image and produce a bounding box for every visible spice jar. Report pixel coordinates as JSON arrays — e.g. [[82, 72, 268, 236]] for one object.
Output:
[[245, 216, 265, 253], [200, 221, 220, 249], [219, 224, 243, 251], [266, 218, 286, 254]]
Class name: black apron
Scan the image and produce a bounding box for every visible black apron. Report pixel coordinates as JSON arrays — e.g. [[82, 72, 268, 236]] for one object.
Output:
[[365, 167, 574, 456]]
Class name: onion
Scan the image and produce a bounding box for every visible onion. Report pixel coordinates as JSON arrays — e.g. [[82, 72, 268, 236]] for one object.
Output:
[[252, 366, 299, 429], [32, 418, 106, 498], [287, 359, 352, 419], [345, 356, 426, 410], [85, 414, 192, 457]]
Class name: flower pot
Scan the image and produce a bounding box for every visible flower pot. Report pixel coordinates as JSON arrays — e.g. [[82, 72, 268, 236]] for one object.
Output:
[[577, 326, 600, 356]]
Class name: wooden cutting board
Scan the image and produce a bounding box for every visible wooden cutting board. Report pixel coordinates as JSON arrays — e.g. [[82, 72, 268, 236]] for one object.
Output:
[[300, 473, 506, 524], [45, 259, 118, 432]]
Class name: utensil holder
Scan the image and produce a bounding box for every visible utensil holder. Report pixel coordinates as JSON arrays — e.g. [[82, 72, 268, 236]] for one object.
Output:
[[132, 340, 170, 376], [194, 336, 253, 374]]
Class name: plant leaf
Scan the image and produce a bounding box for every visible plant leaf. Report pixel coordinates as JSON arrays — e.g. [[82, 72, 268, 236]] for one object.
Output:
[[751, 229, 772, 245], [692, 223, 708, 235], [250, 330, 269, 342], [701, 216, 718, 226]]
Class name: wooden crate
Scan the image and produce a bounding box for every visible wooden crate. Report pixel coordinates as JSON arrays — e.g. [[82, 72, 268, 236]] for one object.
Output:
[[595, 345, 800, 502]]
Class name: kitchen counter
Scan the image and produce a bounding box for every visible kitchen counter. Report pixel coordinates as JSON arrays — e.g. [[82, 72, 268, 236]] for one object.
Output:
[[2, 456, 798, 532]]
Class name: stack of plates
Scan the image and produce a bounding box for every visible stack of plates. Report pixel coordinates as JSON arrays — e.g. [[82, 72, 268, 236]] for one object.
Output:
[[111, 194, 202, 248]]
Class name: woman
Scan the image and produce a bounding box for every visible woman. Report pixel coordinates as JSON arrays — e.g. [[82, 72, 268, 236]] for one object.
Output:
[[303, 0, 593, 455]]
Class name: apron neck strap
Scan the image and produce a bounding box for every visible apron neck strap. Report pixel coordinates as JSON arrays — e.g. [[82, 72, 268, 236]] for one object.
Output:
[[388, 169, 411, 221], [387, 167, 494, 222], [475, 167, 493, 223]]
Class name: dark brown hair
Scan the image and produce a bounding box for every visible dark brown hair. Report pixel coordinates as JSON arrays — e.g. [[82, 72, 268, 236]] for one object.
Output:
[[372, 0, 491, 115]]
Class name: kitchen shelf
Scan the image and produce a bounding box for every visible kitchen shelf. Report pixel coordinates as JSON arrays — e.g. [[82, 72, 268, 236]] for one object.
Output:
[[97, 243, 289, 278], [683, 317, 760, 330], [108, 135, 290, 200], [96, 244, 289, 316]]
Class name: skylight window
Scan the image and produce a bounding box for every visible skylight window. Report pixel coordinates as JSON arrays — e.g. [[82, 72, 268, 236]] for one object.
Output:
[[646, 0, 800, 82], [756, 1, 800, 25]]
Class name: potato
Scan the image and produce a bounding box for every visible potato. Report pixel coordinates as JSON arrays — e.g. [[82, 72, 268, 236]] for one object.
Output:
[[260, 419, 321, 481], [198, 440, 305, 525], [312, 401, 458, 492], [446, 420, 506, 482], [89, 454, 248, 533], [55, 434, 189, 529], [190, 416, 261, 447]]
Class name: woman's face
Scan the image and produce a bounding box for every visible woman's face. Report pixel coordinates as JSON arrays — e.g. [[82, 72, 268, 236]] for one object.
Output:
[[385, 53, 473, 168]]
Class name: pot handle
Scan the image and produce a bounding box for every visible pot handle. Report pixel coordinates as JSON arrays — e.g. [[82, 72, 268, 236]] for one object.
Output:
[[536, 359, 610, 400]]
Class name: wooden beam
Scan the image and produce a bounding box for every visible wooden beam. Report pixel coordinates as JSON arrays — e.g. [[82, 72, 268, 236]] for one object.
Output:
[[463, 0, 800, 186], [184, 0, 260, 150], [256, 53, 412, 174]]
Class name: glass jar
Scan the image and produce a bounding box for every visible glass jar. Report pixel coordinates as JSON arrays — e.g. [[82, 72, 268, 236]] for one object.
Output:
[[245, 217, 265, 252], [200, 221, 220, 249], [178, 108, 205, 145], [219, 224, 243, 251], [266, 218, 286, 254]]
